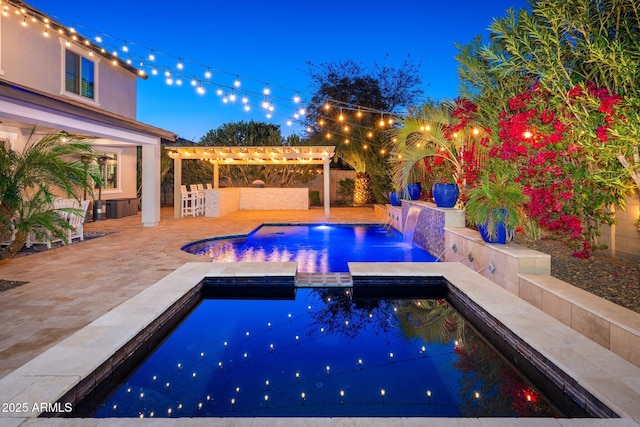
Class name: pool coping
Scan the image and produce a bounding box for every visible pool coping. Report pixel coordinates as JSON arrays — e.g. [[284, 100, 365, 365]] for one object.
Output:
[[0, 262, 639, 426]]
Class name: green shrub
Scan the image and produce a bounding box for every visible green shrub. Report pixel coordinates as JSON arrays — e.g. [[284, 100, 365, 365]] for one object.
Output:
[[309, 190, 321, 206]]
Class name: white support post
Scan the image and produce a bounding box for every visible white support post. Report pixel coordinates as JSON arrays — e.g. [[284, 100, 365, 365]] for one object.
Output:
[[323, 156, 330, 218], [141, 142, 161, 227], [173, 156, 182, 218]]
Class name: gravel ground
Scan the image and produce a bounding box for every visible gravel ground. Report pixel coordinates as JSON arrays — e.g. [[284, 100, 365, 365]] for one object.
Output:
[[514, 236, 640, 314]]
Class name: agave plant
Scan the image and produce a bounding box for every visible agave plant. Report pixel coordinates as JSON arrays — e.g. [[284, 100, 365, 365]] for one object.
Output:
[[0, 129, 96, 260]]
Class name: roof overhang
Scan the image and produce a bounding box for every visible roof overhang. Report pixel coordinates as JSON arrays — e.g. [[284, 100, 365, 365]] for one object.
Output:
[[166, 146, 335, 165], [0, 80, 177, 144]]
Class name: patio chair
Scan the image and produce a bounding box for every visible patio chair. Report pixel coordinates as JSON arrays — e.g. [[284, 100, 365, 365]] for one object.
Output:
[[180, 185, 198, 217], [206, 183, 213, 190], [66, 199, 90, 244], [197, 183, 204, 190], [190, 184, 205, 216], [25, 198, 76, 249]]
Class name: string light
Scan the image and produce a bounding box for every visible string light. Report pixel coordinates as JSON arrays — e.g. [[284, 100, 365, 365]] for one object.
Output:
[[5, 0, 403, 131]]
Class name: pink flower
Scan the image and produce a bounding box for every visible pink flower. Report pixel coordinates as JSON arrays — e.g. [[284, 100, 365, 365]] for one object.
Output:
[[596, 126, 609, 143]]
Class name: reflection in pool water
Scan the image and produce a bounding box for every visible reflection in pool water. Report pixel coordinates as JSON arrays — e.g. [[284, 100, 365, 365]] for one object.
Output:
[[181, 225, 437, 272], [91, 288, 562, 418]]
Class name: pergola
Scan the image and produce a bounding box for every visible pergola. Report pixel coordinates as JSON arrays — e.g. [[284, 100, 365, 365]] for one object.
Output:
[[166, 145, 336, 217]]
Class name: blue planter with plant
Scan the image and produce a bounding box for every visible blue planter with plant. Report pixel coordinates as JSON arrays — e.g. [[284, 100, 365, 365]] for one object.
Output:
[[388, 191, 401, 206], [478, 213, 509, 244], [465, 174, 529, 244], [407, 183, 422, 200], [432, 183, 459, 208]]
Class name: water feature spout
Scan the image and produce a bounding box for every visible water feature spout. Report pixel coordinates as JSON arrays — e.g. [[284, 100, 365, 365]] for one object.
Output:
[[403, 204, 421, 244], [435, 246, 455, 262], [476, 262, 496, 274]]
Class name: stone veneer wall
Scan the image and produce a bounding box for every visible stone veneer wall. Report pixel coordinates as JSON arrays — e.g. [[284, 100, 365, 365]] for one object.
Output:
[[401, 200, 465, 258], [204, 188, 308, 217]]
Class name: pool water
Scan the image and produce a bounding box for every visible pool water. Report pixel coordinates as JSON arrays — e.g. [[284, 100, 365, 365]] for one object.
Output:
[[91, 287, 561, 418], [181, 225, 437, 272]]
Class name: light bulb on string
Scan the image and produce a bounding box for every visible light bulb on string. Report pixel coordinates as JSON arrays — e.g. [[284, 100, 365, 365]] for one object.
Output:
[[244, 105, 250, 112], [299, 108, 306, 115], [293, 93, 301, 103], [196, 84, 205, 95], [177, 59, 184, 70], [242, 95, 249, 104], [21, 16, 26, 27], [95, 35, 102, 43], [229, 91, 236, 102], [263, 85, 270, 95], [204, 69, 212, 79], [216, 87, 223, 96], [190, 79, 197, 87], [234, 76, 241, 87], [122, 42, 128, 52], [148, 51, 155, 61]]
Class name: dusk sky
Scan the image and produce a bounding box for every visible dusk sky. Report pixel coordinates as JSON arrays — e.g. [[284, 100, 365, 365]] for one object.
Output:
[[27, 0, 529, 141]]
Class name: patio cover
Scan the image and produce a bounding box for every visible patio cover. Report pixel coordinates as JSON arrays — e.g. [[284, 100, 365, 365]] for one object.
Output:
[[166, 146, 336, 217]]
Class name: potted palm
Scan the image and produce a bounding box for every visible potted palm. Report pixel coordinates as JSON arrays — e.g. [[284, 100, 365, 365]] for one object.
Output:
[[465, 173, 529, 244], [389, 100, 486, 208]]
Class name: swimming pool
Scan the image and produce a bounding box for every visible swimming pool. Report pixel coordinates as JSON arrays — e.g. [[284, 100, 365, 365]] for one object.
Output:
[[181, 224, 436, 272], [86, 286, 570, 418]]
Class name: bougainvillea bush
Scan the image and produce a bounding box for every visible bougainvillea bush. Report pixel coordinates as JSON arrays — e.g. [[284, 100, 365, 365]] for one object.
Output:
[[490, 82, 635, 258]]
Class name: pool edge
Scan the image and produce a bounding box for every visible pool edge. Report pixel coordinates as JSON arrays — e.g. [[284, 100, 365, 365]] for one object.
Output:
[[1, 261, 640, 425]]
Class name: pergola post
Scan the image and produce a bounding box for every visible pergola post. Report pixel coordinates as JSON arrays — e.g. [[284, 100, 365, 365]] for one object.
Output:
[[173, 155, 182, 218], [213, 162, 219, 188], [323, 154, 330, 218]]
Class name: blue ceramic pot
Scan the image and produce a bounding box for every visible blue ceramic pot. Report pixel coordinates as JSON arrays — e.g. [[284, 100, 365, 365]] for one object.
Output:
[[407, 183, 422, 200], [432, 183, 459, 208], [388, 191, 401, 206], [478, 210, 509, 244]]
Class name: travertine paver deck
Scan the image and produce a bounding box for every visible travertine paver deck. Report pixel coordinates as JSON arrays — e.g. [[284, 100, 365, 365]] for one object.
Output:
[[0, 207, 381, 380]]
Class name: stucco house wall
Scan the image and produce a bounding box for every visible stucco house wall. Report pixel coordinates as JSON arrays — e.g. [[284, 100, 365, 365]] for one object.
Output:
[[0, 14, 137, 119], [0, 2, 175, 226]]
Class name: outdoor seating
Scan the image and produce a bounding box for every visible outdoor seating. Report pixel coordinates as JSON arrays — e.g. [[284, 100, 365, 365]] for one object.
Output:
[[180, 185, 204, 217], [190, 184, 205, 216], [25, 198, 90, 249]]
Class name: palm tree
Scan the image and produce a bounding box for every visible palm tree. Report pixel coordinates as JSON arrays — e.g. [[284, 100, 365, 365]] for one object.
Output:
[[0, 130, 95, 260], [389, 100, 487, 199]]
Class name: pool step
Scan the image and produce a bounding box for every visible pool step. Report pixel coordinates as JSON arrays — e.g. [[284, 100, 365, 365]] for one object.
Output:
[[295, 272, 353, 287]]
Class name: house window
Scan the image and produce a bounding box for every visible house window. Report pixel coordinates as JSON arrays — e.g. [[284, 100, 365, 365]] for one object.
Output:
[[65, 50, 94, 99], [95, 153, 118, 190]]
